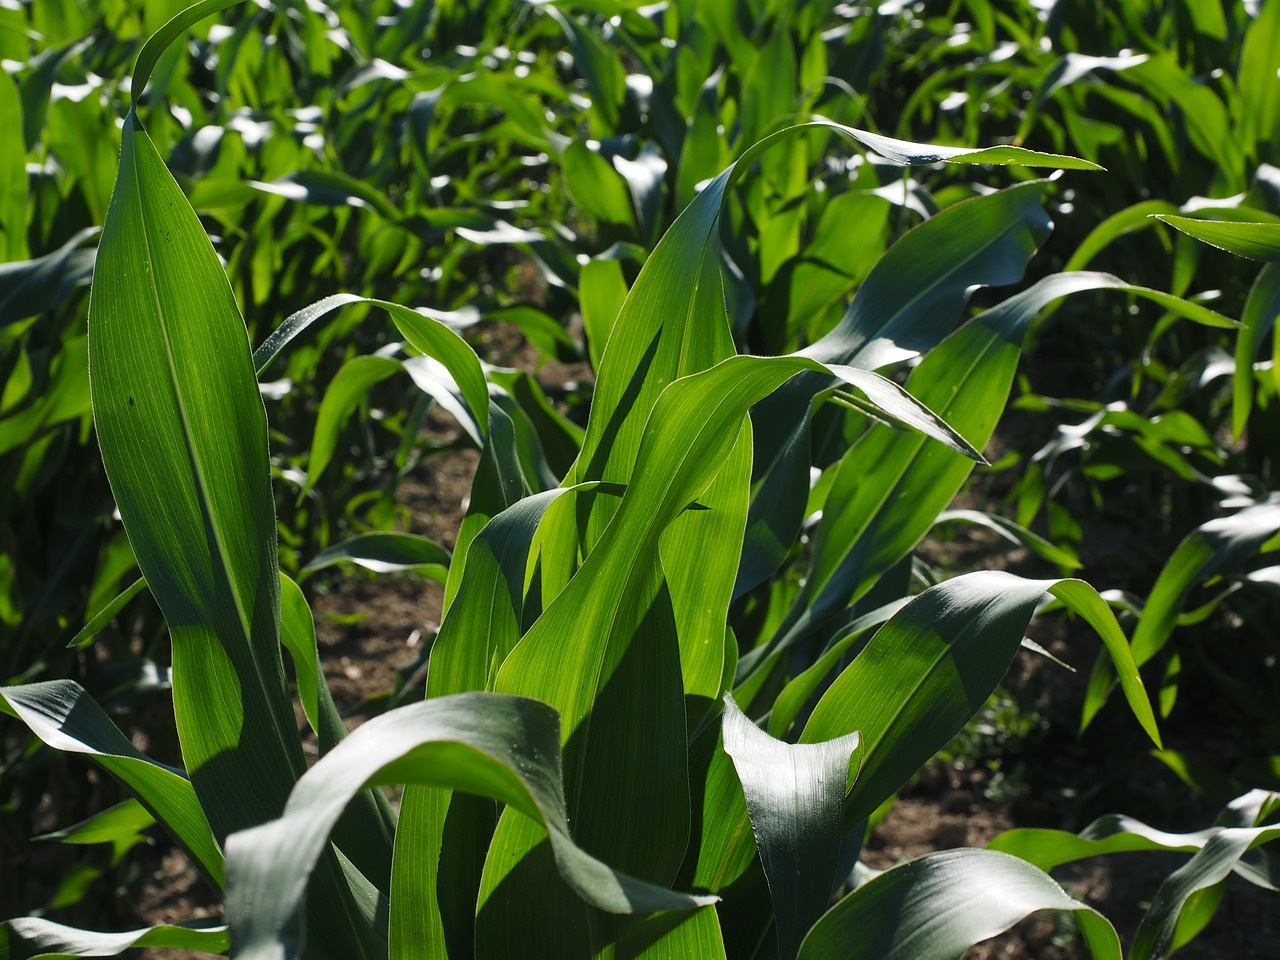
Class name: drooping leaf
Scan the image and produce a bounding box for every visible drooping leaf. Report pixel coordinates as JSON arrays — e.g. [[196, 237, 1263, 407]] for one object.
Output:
[[0, 680, 223, 891], [800, 572, 1158, 831], [722, 694, 861, 960], [302, 532, 450, 580], [0, 917, 228, 960], [1130, 825, 1280, 960], [796, 849, 1122, 960], [224, 693, 716, 960]]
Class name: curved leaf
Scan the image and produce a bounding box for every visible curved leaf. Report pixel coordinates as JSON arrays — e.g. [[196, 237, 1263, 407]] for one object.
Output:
[[796, 849, 1122, 960], [1131, 825, 1280, 960], [131, 0, 249, 110], [722, 694, 861, 960], [1155, 215, 1280, 262], [303, 532, 450, 580], [224, 693, 715, 960], [0, 680, 222, 892], [800, 572, 1158, 831], [0, 917, 227, 960]]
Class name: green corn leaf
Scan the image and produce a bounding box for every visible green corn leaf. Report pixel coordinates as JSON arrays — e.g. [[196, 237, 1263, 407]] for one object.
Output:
[[562, 140, 635, 227], [0, 680, 223, 892], [767, 601, 912, 740], [1082, 496, 1280, 729], [0, 68, 26, 261], [1154, 215, 1280, 261], [800, 572, 1158, 832], [1238, 0, 1280, 156], [130, 0, 249, 110], [722, 694, 861, 960], [90, 107, 302, 834], [0, 336, 90, 457], [933, 510, 1081, 569], [391, 482, 624, 958], [89, 103, 385, 958], [739, 181, 1054, 600], [796, 849, 1122, 960], [1132, 497, 1280, 666], [302, 532, 450, 580], [252, 294, 487, 423], [67, 577, 147, 649], [35, 799, 155, 846], [0, 917, 228, 960], [279, 575, 396, 891], [1233, 262, 1280, 437], [0, 227, 98, 324], [989, 816, 1216, 871], [1130, 825, 1280, 960], [578, 257, 628, 369], [479, 353, 976, 953], [224, 693, 716, 960]]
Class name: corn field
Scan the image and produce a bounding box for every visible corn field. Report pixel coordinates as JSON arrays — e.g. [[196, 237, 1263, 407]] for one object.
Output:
[[1, 0, 1279, 957]]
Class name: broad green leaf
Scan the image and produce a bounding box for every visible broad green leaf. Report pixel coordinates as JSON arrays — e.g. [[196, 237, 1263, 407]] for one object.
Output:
[[1081, 497, 1280, 729], [989, 816, 1214, 871], [722, 694, 861, 960], [1063, 200, 1181, 272], [0, 69, 26, 261], [739, 182, 1054, 599], [1131, 497, 1280, 666], [578, 258, 628, 369], [0, 680, 223, 891], [0, 336, 89, 456], [0, 918, 228, 960], [252, 294, 487, 427], [389, 483, 625, 958], [279, 575, 396, 890], [90, 110, 301, 835], [1155, 215, 1280, 261], [225, 693, 715, 960], [796, 849, 1122, 960], [90, 106, 383, 958], [801, 572, 1158, 831], [742, 271, 1124, 678], [302, 532, 449, 580]]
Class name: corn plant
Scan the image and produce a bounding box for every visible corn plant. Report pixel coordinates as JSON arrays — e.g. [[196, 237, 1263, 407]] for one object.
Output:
[[5, 3, 1280, 960]]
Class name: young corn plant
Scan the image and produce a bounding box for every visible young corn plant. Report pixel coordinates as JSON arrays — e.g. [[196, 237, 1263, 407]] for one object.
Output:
[[6, 4, 1278, 960]]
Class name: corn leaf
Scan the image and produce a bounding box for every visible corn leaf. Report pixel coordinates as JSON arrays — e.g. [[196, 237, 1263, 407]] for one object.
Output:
[[302, 532, 449, 580], [801, 572, 1158, 831], [1130, 825, 1280, 960], [0, 918, 228, 960], [0, 680, 223, 892], [224, 693, 716, 960], [1233, 263, 1280, 437], [722, 694, 861, 960], [1154, 215, 1280, 262], [796, 849, 1122, 960], [89, 106, 385, 958]]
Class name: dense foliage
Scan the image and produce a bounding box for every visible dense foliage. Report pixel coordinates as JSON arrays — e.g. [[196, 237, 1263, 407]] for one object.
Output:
[[1, 0, 1279, 957]]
